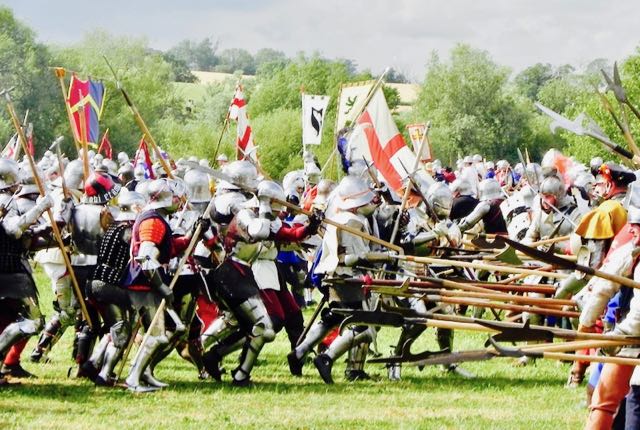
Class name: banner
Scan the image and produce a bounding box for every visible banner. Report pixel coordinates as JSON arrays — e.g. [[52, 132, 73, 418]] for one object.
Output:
[[347, 88, 422, 193], [97, 129, 112, 159], [336, 81, 374, 131], [406, 123, 432, 162], [228, 85, 256, 161], [67, 74, 106, 145], [301, 94, 330, 145]]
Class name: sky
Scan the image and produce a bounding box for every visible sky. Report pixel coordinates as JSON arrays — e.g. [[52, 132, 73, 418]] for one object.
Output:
[[4, 0, 640, 81]]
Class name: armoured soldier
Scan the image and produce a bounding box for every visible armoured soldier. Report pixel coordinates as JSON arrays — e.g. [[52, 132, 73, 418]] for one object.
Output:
[[389, 182, 465, 380], [288, 176, 392, 384], [71, 171, 121, 371], [450, 178, 479, 221], [82, 190, 146, 386], [0, 159, 53, 383], [30, 159, 85, 362], [124, 178, 189, 392], [201, 162, 277, 386], [559, 162, 635, 387], [458, 178, 508, 235]]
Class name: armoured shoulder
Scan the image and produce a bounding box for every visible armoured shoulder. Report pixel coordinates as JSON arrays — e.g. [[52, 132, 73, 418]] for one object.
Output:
[[214, 192, 247, 217]]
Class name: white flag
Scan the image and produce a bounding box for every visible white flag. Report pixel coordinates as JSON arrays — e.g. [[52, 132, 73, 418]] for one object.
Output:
[[336, 81, 374, 131], [405, 123, 432, 161], [302, 94, 330, 145]]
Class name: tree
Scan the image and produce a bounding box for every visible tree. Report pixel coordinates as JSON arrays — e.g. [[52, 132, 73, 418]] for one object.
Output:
[[0, 7, 63, 151], [215, 48, 256, 74], [414, 44, 535, 162], [166, 38, 218, 71], [514, 63, 554, 101]]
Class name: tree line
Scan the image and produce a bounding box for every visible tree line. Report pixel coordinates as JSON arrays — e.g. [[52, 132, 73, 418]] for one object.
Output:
[[0, 6, 637, 179]]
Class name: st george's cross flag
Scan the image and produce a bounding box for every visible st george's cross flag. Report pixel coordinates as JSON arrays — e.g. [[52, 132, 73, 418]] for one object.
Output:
[[228, 86, 256, 161], [301, 94, 330, 145], [346, 88, 421, 193]]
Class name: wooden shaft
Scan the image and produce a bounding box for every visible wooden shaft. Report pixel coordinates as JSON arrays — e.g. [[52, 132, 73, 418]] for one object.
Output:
[[275, 198, 404, 253], [524, 339, 638, 354], [426, 296, 579, 318], [54, 68, 81, 152], [435, 289, 574, 308], [541, 352, 640, 366], [78, 95, 90, 180], [400, 255, 569, 279], [4, 93, 93, 329], [465, 281, 556, 295]]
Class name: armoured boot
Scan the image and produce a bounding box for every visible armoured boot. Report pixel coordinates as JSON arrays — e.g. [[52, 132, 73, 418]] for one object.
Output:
[[389, 324, 428, 381], [125, 334, 169, 393], [30, 318, 63, 363], [288, 320, 333, 376], [81, 335, 110, 381], [201, 313, 237, 350], [95, 342, 120, 386], [74, 324, 96, 366], [142, 366, 168, 388], [345, 342, 370, 381], [231, 297, 275, 385], [313, 353, 334, 384]]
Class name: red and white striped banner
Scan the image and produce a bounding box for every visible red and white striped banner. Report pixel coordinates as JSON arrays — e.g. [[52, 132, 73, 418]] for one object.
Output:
[[228, 86, 256, 161]]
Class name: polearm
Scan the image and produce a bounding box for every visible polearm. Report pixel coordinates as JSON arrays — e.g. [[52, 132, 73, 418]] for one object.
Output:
[[1, 88, 93, 329], [11, 109, 28, 161], [103, 56, 175, 180], [53, 68, 82, 152], [49, 136, 69, 199]]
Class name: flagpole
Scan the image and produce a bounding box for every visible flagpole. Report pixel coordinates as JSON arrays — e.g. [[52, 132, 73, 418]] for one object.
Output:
[[97, 128, 110, 158], [53, 68, 81, 153], [78, 91, 90, 180]]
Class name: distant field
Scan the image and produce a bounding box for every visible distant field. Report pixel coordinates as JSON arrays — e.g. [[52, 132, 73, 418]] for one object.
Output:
[[0, 268, 586, 430]]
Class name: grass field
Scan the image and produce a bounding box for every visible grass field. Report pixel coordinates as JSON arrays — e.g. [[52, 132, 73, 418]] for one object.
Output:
[[0, 269, 587, 430]]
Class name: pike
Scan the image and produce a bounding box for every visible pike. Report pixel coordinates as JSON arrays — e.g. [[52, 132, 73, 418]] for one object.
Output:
[[0, 88, 94, 329], [103, 56, 175, 180], [488, 235, 640, 291], [602, 62, 640, 125], [593, 83, 639, 156], [601, 64, 640, 158], [535, 101, 640, 165], [377, 337, 640, 367]]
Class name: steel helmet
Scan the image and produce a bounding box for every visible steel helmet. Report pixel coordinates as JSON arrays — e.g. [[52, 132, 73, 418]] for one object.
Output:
[[222, 160, 258, 190], [64, 159, 85, 191], [478, 178, 502, 201], [450, 178, 474, 197], [117, 152, 130, 166], [0, 159, 20, 191], [184, 168, 212, 203], [84, 171, 122, 204], [335, 176, 375, 210], [426, 182, 453, 218], [146, 178, 180, 212], [115, 189, 146, 221]]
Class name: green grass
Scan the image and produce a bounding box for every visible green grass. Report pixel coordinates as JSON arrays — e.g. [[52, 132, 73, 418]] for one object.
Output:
[[0, 269, 586, 429]]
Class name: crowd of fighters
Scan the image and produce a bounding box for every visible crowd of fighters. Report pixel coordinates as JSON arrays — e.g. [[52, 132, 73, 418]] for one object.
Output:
[[2, 144, 640, 428]]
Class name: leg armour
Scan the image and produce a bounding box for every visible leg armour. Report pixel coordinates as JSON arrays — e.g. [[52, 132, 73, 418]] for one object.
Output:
[[293, 319, 334, 360], [96, 320, 131, 383], [325, 326, 374, 361], [126, 333, 169, 392], [0, 317, 42, 359], [74, 323, 96, 365], [345, 342, 370, 381], [231, 296, 275, 382], [201, 312, 238, 350], [31, 317, 63, 362]]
